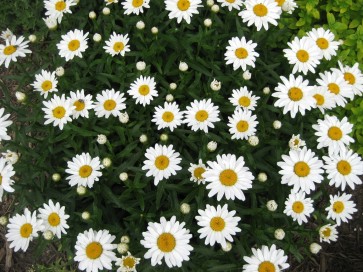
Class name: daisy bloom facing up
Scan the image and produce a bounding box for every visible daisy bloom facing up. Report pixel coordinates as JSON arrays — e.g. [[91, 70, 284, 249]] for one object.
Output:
[[227, 108, 258, 140], [319, 224, 338, 243], [0, 35, 31, 68], [311, 86, 336, 113], [94, 89, 126, 118], [65, 152, 104, 188], [195, 204, 241, 248], [115, 252, 140, 272], [333, 61, 363, 96], [243, 244, 290, 272], [31, 70, 58, 98], [284, 191, 314, 225], [127, 76, 158, 106], [326, 193, 357, 226], [152, 102, 183, 131], [204, 154, 254, 201], [188, 159, 207, 184], [44, 0, 76, 23], [0, 157, 15, 200], [6, 208, 44, 252], [165, 0, 203, 24], [0, 107, 13, 142], [74, 228, 117, 272], [307, 27, 340, 60], [224, 36, 259, 71], [42, 94, 74, 130], [288, 134, 306, 150], [68, 90, 94, 119], [122, 0, 150, 15], [229, 86, 260, 111], [104, 32, 130, 57], [57, 29, 89, 61], [217, 0, 243, 11], [238, 0, 281, 31], [140, 216, 193, 268]]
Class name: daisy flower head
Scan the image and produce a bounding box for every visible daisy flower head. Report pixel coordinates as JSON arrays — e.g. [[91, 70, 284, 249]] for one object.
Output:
[[183, 98, 220, 133], [227, 108, 258, 140], [165, 0, 203, 24], [5, 208, 44, 252], [283, 36, 323, 75], [312, 115, 354, 156], [311, 85, 336, 113], [65, 152, 104, 188], [188, 159, 207, 184], [243, 244, 290, 272], [229, 86, 260, 110], [272, 74, 316, 118], [94, 89, 126, 118], [38, 199, 70, 239], [127, 75, 158, 106], [224, 36, 259, 71], [278, 147, 324, 194], [307, 27, 340, 60], [104, 32, 130, 57], [74, 228, 117, 272], [105, 0, 119, 5], [323, 148, 363, 191], [151, 102, 183, 131], [44, 0, 76, 23], [238, 0, 281, 31], [326, 193, 357, 226], [319, 224, 338, 243], [195, 204, 241, 248], [1, 28, 13, 41], [68, 90, 94, 119], [284, 191, 314, 225], [140, 216, 193, 268], [288, 134, 306, 150], [278, 0, 298, 14], [0, 157, 15, 200], [57, 29, 89, 61], [142, 144, 182, 186], [42, 94, 74, 130], [122, 0, 150, 15], [204, 154, 254, 201], [0, 107, 13, 141], [0, 35, 31, 68], [31, 70, 58, 98], [217, 0, 243, 11], [115, 252, 140, 272], [334, 61, 363, 96]]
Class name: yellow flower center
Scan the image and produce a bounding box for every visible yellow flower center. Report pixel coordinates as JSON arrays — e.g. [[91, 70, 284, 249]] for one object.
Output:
[[162, 111, 175, 123], [193, 167, 205, 180], [226, 0, 236, 2], [55, 1, 66, 11], [294, 161, 310, 177], [327, 126, 342, 141], [236, 120, 249, 132], [344, 72, 356, 85], [52, 106, 66, 119], [238, 96, 251, 107], [103, 99, 116, 111], [0, 175, 2, 185], [155, 155, 169, 170], [48, 212, 61, 227], [333, 201, 345, 214], [123, 256, 136, 268], [41, 80, 53, 92], [68, 40, 80, 52], [296, 49, 309, 62], [210, 216, 226, 232], [113, 42, 125, 52], [337, 160, 351, 175], [313, 94, 325, 106], [74, 99, 85, 111], [138, 85, 150, 96], [292, 201, 304, 213], [219, 169, 238, 186], [328, 83, 340, 95], [3, 45, 17, 55], [79, 165, 93, 178], [235, 48, 248, 59], [253, 4, 268, 16], [195, 110, 209, 122], [86, 242, 103, 259], [20, 223, 33, 238], [288, 87, 303, 101], [258, 261, 276, 272], [177, 0, 190, 11], [322, 227, 331, 237], [132, 0, 144, 7], [316, 38, 329, 49], [157, 233, 176, 252]]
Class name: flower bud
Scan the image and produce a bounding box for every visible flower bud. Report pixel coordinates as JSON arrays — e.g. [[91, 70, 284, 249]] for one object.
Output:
[[166, 94, 174, 102], [310, 243, 322, 254], [15, 91, 26, 103], [248, 136, 259, 146], [43, 230, 54, 240], [180, 203, 191, 214], [204, 18, 212, 27], [117, 243, 129, 254], [273, 120, 281, 129], [242, 70, 251, 80], [263, 87, 270, 95], [119, 172, 128, 181], [97, 134, 107, 145], [55, 67, 65, 77], [274, 229, 285, 240], [0, 216, 8, 226], [89, 11, 97, 19], [93, 33, 102, 42], [102, 7, 111, 15], [136, 21, 145, 30], [207, 141, 217, 152], [151, 27, 158, 34], [211, 4, 220, 12], [179, 61, 188, 72], [169, 83, 177, 90], [77, 186, 87, 196], [210, 78, 221, 91], [81, 211, 90, 220], [206, 0, 214, 6], [136, 61, 146, 71], [52, 173, 61, 182], [102, 157, 112, 168], [43, 17, 57, 30], [222, 242, 232, 252], [119, 112, 129, 123], [257, 172, 267, 182], [266, 200, 278, 212], [160, 133, 168, 142], [139, 134, 148, 143], [28, 34, 37, 43], [120, 235, 130, 243]]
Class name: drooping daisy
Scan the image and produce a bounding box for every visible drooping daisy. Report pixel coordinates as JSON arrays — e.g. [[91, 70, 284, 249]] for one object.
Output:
[[115, 252, 141, 272], [5, 208, 44, 252], [311, 86, 336, 113], [243, 244, 290, 272], [333, 61, 363, 97], [188, 159, 207, 184], [0, 157, 15, 201], [142, 144, 182, 186], [1, 150, 19, 165], [1, 28, 13, 41], [122, 0, 150, 15], [31, 70, 58, 98], [0, 35, 31, 68], [307, 27, 340, 60], [105, 0, 119, 5], [224, 36, 259, 71], [275, 0, 297, 14], [65, 152, 104, 188], [278, 147, 324, 194], [94, 89, 126, 118], [288, 134, 306, 150], [283, 36, 323, 75], [272, 74, 316, 118], [74, 228, 117, 272], [127, 75, 158, 106], [68, 90, 94, 119], [284, 191, 314, 225], [152, 102, 183, 131], [227, 108, 258, 140], [57, 29, 89, 61], [141, 216, 193, 268], [44, 0, 76, 23], [319, 224, 338, 244], [217, 0, 243, 11], [165, 0, 203, 24], [229, 86, 260, 110], [204, 154, 254, 201], [312, 115, 354, 156], [323, 148, 363, 191], [42, 94, 74, 130], [0, 107, 13, 141], [104, 32, 130, 57], [195, 204, 241, 248], [183, 98, 220, 133], [326, 193, 357, 226]]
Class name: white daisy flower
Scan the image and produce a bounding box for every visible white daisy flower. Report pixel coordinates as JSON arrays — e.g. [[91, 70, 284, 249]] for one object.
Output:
[[74, 228, 117, 272], [333, 61, 363, 96], [165, 0, 203, 24], [31, 70, 58, 98], [1, 28, 13, 41], [195, 204, 241, 248], [311, 86, 336, 113], [319, 224, 338, 243], [288, 134, 306, 150], [183, 98, 220, 133], [0, 35, 31, 68], [1, 150, 19, 165], [217, 0, 243, 11], [307, 27, 340, 60], [115, 251, 140, 272], [122, 0, 150, 15], [57, 29, 89, 61], [68, 90, 94, 119], [127, 75, 158, 106], [140, 216, 193, 268], [283, 36, 323, 75], [312, 115, 354, 156], [0, 107, 13, 142], [323, 148, 363, 191], [65, 152, 104, 188], [243, 244, 290, 272], [5, 208, 44, 252], [151, 102, 183, 131], [238, 0, 281, 31], [204, 154, 254, 201], [44, 0, 76, 23], [284, 191, 314, 225], [227, 108, 258, 140], [272, 74, 316, 118], [229, 86, 260, 110], [42, 94, 74, 130], [94, 89, 127, 118], [104, 32, 130, 57], [0, 157, 15, 201], [105, 0, 119, 5], [224, 36, 259, 71], [188, 159, 207, 184], [38, 199, 70, 239], [141, 144, 182, 186], [326, 193, 357, 226], [276, 0, 297, 14]]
